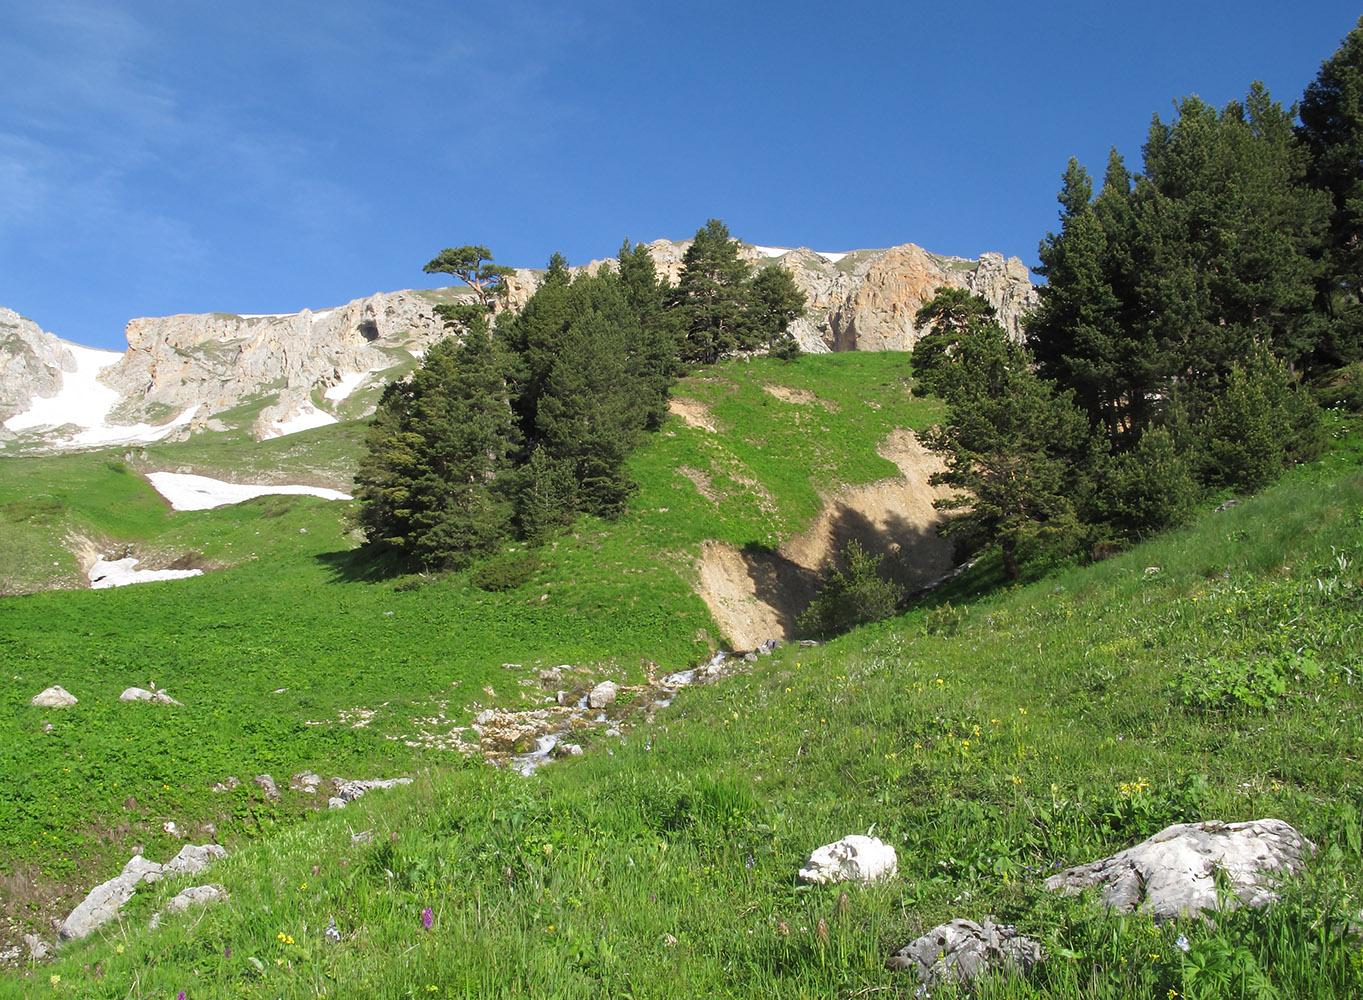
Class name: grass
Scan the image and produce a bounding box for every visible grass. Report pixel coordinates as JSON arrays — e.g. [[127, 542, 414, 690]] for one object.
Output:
[[2, 357, 1361, 997], [0, 353, 934, 914]]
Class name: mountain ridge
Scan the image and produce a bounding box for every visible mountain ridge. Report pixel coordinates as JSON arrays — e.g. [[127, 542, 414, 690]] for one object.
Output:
[[0, 239, 1035, 451]]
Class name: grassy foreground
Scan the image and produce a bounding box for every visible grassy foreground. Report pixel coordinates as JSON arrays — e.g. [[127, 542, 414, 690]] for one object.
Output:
[[3, 408, 1362, 995], [0, 354, 933, 946]]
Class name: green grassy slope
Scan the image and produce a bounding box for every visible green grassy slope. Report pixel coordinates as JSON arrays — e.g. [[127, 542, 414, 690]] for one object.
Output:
[[3, 421, 1360, 997], [0, 354, 938, 942]]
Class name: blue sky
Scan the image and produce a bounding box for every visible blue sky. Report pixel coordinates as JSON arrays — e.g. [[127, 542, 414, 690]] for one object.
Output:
[[2, 1, 1359, 351]]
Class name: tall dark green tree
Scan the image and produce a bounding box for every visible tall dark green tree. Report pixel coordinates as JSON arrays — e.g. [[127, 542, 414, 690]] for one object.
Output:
[[671, 219, 754, 364], [1136, 86, 1328, 384], [915, 289, 1093, 579], [356, 327, 518, 569], [1299, 15, 1363, 364], [748, 264, 807, 357], [1029, 156, 1132, 443], [618, 239, 681, 428], [532, 272, 651, 520]]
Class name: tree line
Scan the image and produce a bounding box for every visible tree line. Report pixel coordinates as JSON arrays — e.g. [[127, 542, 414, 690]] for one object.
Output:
[[912, 18, 1363, 579], [355, 221, 806, 570]]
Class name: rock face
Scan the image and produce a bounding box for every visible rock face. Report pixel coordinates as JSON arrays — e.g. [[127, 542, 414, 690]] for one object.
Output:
[[106, 289, 451, 439], [1044, 819, 1314, 920], [0, 307, 68, 424], [886, 918, 1043, 985], [798, 835, 898, 885], [1, 237, 1034, 449], [59, 844, 226, 940]]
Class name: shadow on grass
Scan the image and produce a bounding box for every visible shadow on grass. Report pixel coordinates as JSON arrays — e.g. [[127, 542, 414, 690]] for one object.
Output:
[[315, 544, 411, 583]]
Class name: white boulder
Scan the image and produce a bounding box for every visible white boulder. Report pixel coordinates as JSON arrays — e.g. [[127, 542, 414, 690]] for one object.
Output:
[[31, 686, 77, 708], [798, 835, 898, 885], [1045, 818, 1314, 919]]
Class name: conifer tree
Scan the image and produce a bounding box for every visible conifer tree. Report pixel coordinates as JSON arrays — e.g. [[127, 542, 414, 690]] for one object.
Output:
[[748, 264, 807, 357], [671, 219, 754, 363], [915, 289, 1092, 579], [356, 322, 517, 569], [1299, 15, 1363, 364]]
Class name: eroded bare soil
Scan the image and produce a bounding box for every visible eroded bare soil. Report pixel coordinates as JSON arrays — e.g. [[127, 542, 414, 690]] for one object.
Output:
[[694, 428, 956, 649]]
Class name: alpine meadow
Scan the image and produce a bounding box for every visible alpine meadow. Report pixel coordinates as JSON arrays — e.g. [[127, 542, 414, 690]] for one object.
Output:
[[4, 15, 1363, 1000]]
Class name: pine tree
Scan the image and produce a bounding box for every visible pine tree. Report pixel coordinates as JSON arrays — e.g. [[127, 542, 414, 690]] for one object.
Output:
[[356, 326, 517, 569], [1299, 15, 1363, 364], [534, 274, 649, 519], [671, 219, 754, 364], [1028, 156, 1131, 443], [915, 289, 1093, 579], [748, 264, 807, 356], [618, 239, 680, 429]]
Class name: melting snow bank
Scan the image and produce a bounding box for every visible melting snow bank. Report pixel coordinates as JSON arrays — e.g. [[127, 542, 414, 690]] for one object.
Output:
[[2, 343, 196, 447], [750, 245, 850, 264], [266, 402, 338, 438], [88, 557, 203, 589], [146, 472, 352, 511]]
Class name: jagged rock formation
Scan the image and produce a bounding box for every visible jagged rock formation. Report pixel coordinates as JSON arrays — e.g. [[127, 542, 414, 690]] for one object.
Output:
[[0, 308, 69, 423], [106, 289, 451, 437], [1, 238, 1034, 448]]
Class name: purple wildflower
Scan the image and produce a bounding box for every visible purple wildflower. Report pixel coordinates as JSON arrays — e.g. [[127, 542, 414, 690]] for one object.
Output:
[[421, 906, 434, 930], [177, 992, 187, 1000]]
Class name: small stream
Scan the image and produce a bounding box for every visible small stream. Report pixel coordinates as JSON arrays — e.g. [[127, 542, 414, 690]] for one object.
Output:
[[510, 650, 735, 775]]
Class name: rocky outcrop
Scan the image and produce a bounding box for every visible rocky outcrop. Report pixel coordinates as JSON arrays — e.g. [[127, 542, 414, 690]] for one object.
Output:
[[1044, 818, 1314, 920], [886, 918, 1043, 985], [0, 308, 69, 423], [790, 244, 1034, 352], [58, 844, 226, 941], [105, 289, 450, 438]]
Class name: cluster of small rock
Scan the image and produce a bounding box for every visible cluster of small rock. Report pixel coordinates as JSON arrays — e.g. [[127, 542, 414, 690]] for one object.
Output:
[[29, 684, 184, 708], [209, 770, 412, 811], [797, 819, 1314, 988]]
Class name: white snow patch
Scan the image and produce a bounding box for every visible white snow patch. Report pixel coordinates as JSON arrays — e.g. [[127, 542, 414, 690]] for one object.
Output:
[[2, 343, 196, 447], [323, 368, 379, 402], [267, 403, 338, 438], [750, 245, 850, 264], [146, 472, 352, 511], [235, 307, 334, 322], [88, 557, 203, 589]]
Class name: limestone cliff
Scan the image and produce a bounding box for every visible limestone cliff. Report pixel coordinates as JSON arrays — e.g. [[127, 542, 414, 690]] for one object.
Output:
[[104, 290, 451, 438], [0, 308, 70, 423], [750, 244, 1036, 353]]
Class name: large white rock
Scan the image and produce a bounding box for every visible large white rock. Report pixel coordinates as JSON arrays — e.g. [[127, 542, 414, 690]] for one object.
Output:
[[588, 681, 619, 710], [1044, 819, 1313, 919], [148, 884, 225, 930], [798, 835, 898, 885], [30, 686, 77, 708]]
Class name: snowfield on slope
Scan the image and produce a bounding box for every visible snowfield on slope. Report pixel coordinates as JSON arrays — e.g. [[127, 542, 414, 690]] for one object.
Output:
[[2, 343, 196, 447], [146, 472, 352, 511]]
